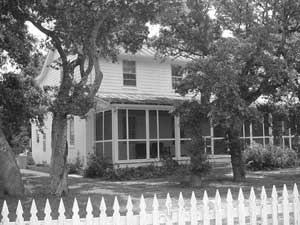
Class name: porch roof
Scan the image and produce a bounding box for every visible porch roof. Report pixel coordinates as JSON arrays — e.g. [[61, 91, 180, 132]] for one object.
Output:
[[96, 93, 191, 106]]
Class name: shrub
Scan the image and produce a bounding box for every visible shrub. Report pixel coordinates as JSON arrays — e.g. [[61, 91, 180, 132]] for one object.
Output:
[[27, 153, 35, 165], [244, 142, 298, 170], [68, 157, 83, 174], [83, 153, 191, 180]]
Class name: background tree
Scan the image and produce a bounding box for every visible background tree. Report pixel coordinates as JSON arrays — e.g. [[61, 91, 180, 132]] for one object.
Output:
[[153, 0, 293, 181], [4, 0, 160, 195]]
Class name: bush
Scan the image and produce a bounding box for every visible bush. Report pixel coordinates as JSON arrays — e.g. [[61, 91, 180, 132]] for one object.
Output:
[[83, 153, 191, 180], [27, 153, 35, 165], [68, 157, 83, 174], [244, 142, 298, 170]]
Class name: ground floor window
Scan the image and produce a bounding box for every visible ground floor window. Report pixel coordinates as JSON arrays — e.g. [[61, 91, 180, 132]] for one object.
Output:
[[95, 110, 112, 161]]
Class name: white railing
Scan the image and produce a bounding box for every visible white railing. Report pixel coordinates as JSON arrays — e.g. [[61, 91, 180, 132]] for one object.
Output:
[[1, 184, 300, 225]]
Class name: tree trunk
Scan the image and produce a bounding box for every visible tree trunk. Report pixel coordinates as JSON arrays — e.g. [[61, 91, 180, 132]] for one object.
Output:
[[227, 128, 246, 181], [0, 126, 25, 196], [50, 113, 69, 196]]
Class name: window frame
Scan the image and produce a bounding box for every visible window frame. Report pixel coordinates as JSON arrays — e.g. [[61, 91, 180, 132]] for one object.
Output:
[[171, 64, 183, 89], [123, 60, 137, 87]]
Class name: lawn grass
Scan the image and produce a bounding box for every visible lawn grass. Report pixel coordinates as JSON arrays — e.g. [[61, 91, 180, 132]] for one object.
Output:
[[1, 167, 300, 221]]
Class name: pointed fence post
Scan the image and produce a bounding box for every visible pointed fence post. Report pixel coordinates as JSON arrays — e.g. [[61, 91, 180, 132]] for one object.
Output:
[[202, 191, 210, 225], [113, 197, 120, 225], [140, 195, 147, 225], [58, 198, 66, 225], [30, 199, 38, 225], [238, 188, 245, 225], [293, 184, 300, 225], [72, 198, 80, 225], [126, 196, 134, 225], [165, 193, 172, 225], [190, 192, 197, 225], [283, 184, 290, 225], [178, 192, 185, 225], [152, 194, 159, 225], [261, 186, 267, 225], [226, 189, 233, 225], [99, 197, 107, 225], [44, 199, 52, 225], [272, 185, 278, 225], [249, 187, 257, 225], [1, 201, 9, 225], [214, 190, 222, 225], [16, 200, 24, 225], [86, 197, 93, 225]]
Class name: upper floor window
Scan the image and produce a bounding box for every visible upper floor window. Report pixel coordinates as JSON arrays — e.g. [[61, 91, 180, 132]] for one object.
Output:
[[171, 64, 183, 89], [123, 60, 136, 87]]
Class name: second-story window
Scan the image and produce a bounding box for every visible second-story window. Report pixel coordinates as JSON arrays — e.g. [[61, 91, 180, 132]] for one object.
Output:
[[171, 64, 183, 89], [123, 60, 136, 87]]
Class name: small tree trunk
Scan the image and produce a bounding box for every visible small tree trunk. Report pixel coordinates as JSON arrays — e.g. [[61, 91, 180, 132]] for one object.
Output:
[[227, 128, 246, 181], [0, 126, 25, 196], [50, 113, 69, 196]]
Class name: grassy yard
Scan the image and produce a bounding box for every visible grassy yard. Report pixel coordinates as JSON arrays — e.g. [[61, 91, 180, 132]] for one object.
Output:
[[1, 167, 300, 221]]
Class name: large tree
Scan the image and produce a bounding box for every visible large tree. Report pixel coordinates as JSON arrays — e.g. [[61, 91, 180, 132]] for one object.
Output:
[[153, 0, 294, 181], [4, 0, 160, 195]]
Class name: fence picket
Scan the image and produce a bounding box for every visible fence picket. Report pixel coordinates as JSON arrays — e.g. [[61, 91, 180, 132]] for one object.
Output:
[[283, 184, 290, 225], [249, 187, 256, 225], [16, 200, 24, 225], [86, 197, 93, 225], [99, 197, 107, 225], [29, 199, 38, 225], [44, 199, 51, 225], [178, 192, 185, 225], [190, 192, 197, 225], [72, 198, 80, 225], [165, 193, 172, 225], [140, 195, 147, 225], [226, 189, 233, 225], [272, 185, 278, 225], [152, 194, 159, 225], [293, 184, 300, 225], [126, 195, 133, 225], [1, 200, 9, 225], [238, 188, 245, 225], [58, 198, 66, 225], [113, 197, 120, 225], [202, 190, 210, 225], [215, 190, 222, 225], [260, 186, 267, 225]]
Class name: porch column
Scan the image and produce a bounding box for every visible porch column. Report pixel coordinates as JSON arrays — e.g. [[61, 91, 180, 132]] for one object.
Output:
[[112, 107, 118, 164], [210, 120, 214, 155], [250, 122, 253, 147], [174, 115, 181, 160], [269, 113, 274, 145]]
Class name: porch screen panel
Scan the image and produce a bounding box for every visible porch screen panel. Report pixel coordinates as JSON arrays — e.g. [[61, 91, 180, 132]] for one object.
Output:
[[253, 120, 263, 144], [104, 142, 112, 161], [159, 141, 175, 158], [95, 143, 103, 158], [150, 141, 158, 158], [95, 112, 103, 141], [118, 141, 127, 160], [104, 111, 112, 140], [118, 109, 127, 139], [128, 110, 146, 139], [129, 141, 146, 159], [159, 111, 174, 138], [149, 110, 157, 139]]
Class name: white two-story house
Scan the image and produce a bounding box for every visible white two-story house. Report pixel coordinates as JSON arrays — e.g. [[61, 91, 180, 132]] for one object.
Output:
[[31, 47, 198, 167]]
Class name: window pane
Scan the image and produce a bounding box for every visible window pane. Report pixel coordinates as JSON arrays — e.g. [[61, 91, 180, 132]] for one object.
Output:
[[104, 111, 112, 140], [104, 142, 112, 161], [128, 110, 146, 139], [95, 143, 103, 158], [124, 73, 136, 80], [96, 112, 103, 141], [118, 141, 127, 160], [123, 79, 136, 86], [149, 110, 157, 139], [171, 64, 182, 89], [118, 109, 127, 139], [150, 141, 158, 158], [129, 141, 146, 159], [123, 60, 136, 73], [159, 141, 175, 158], [244, 121, 250, 137], [159, 111, 174, 139], [214, 139, 229, 155], [214, 125, 225, 138]]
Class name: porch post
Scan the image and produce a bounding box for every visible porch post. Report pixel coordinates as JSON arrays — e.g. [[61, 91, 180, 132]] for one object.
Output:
[[174, 115, 181, 160], [269, 113, 274, 145], [210, 120, 214, 155], [112, 107, 118, 164], [250, 122, 253, 147]]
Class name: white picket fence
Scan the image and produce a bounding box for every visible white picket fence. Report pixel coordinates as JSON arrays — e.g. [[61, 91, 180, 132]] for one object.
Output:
[[1, 184, 300, 225]]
